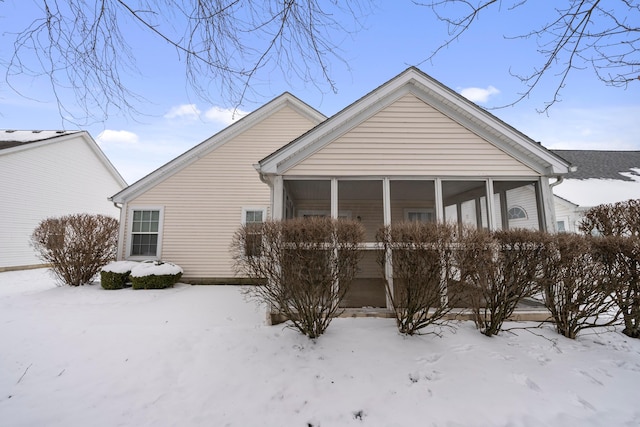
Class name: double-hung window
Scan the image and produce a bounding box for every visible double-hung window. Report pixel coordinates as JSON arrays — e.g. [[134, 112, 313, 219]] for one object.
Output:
[[130, 208, 162, 257], [242, 208, 266, 257]]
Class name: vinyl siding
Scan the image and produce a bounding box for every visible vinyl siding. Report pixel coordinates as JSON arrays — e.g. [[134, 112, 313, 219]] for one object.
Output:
[[286, 94, 538, 177], [123, 106, 318, 280], [0, 136, 124, 270]]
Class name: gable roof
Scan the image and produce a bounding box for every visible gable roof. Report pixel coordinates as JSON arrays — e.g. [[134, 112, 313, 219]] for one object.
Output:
[[551, 150, 640, 181], [110, 92, 326, 203], [258, 67, 571, 177], [0, 130, 80, 151], [0, 129, 127, 187]]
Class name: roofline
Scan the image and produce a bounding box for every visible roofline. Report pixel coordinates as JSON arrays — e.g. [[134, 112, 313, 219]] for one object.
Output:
[[110, 92, 326, 203], [0, 130, 127, 188], [259, 67, 571, 176]]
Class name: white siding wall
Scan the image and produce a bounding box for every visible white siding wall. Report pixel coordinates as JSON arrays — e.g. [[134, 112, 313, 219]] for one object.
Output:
[[124, 106, 318, 280], [0, 136, 125, 270], [286, 94, 538, 177]]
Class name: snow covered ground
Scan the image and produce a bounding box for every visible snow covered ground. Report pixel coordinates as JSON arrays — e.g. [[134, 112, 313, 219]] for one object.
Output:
[[1, 269, 639, 427]]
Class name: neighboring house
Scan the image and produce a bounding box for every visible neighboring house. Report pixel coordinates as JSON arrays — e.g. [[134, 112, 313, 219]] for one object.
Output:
[[0, 130, 127, 271], [550, 150, 640, 232], [111, 67, 571, 310]]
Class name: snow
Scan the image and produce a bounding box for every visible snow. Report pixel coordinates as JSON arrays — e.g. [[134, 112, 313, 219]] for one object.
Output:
[[129, 261, 184, 277], [1, 269, 640, 426], [101, 260, 141, 274], [554, 176, 640, 207]]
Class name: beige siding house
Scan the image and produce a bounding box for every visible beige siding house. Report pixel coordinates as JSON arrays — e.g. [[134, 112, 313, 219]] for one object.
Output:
[[110, 94, 326, 282], [111, 68, 572, 300]]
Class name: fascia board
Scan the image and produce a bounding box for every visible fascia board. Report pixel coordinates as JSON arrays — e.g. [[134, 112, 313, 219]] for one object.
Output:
[[77, 131, 128, 188], [110, 94, 325, 203]]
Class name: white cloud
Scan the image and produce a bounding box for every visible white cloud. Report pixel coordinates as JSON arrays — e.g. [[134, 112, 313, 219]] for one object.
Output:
[[204, 106, 249, 125], [96, 129, 139, 145], [459, 86, 500, 104], [164, 104, 201, 120]]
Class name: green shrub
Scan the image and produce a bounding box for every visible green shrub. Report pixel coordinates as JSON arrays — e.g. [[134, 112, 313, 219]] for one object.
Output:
[[130, 261, 183, 289], [100, 270, 130, 290], [130, 273, 182, 289]]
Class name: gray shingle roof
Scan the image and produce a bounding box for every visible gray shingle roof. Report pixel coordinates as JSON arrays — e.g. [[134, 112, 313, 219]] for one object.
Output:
[[552, 150, 640, 181], [0, 130, 79, 151]]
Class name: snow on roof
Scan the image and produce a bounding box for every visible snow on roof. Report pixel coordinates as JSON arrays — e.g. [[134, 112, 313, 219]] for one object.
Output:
[[551, 150, 640, 207], [0, 130, 80, 150]]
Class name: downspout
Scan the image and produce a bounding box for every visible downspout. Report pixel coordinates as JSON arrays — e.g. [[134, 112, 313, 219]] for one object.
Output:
[[549, 175, 564, 189], [111, 200, 126, 261]]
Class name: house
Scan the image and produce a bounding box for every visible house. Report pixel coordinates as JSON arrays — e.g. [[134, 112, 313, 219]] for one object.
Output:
[[550, 150, 640, 232], [110, 67, 572, 309], [0, 130, 127, 271]]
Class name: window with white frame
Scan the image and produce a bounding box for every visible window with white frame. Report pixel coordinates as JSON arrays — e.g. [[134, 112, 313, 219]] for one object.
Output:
[[242, 208, 266, 257], [404, 208, 435, 223], [129, 208, 163, 257], [507, 206, 527, 220]]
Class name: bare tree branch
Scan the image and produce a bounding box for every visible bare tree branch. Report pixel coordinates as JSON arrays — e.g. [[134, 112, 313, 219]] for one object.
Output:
[[4, 0, 368, 125], [418, 0, 640, 111]]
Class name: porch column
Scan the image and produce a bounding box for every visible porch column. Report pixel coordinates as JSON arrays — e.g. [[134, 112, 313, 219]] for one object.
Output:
[[272, 176, 284, 220], [538, 176, 556, 232], [383, 178, 393, 309], [486, 179, 496, 231], [435, 178, 443, 222], [330, 178, 338, 219]]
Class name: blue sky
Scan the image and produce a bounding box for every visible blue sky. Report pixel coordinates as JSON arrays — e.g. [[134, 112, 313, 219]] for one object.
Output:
[[1, 1, 639, 184]]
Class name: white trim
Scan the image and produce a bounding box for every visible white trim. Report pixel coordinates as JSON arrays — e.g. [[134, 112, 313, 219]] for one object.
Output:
[[297, 209, 352, 219], [126, 206, 165, 260]]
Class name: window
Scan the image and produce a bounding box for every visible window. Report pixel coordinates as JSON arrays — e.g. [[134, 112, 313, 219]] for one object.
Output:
[[129, 208, 162, 257], [404, 209, 434, 223], [556, 220, 566, 233], [242, 208, 266, 257], [507, 206, 527, 220]]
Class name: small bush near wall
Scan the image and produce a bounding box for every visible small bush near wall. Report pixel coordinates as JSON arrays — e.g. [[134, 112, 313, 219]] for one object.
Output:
[[100, 261, 140, 290], [377, 222, 457, 335], [31, 213, 118, 286], [232, 217, 364, 339], [454, 227, 547, 337], [130, 261, 183, 289]]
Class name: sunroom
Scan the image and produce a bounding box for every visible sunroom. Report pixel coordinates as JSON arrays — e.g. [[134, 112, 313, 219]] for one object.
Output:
[[256, 68, 571, 313]]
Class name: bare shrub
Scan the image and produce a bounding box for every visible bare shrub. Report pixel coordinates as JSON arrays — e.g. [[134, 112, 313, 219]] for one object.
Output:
[[377, 222, 456, 335], [454, 227, 547, 337], [579, 199, 640, 237], [539, 233, 618, 339], [232, 217, 364, 339], [591, 235, 640, 338], [31, 213, 119, 286], [580, 200, 640, 338]]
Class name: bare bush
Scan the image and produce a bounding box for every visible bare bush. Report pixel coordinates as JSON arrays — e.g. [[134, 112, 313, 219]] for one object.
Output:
[[377, 222, 456, 335], [580, 199, 640, 237], [454, 227, 546, 337], [232, 217, 364, 339], [31, 214, 119, 286], [591, 235, 640, 338], [580, 200, 640, 338], [539, 233, 618, 339]]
